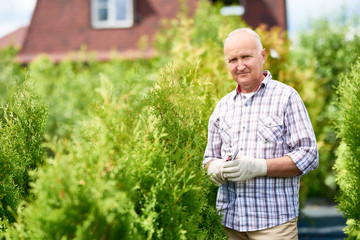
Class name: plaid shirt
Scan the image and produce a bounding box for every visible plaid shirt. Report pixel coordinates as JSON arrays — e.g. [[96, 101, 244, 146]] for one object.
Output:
[[204, 71, 318, 232]]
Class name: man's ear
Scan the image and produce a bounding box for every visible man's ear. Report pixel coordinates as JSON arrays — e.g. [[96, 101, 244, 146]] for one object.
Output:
[[261, 48, 267, 64]]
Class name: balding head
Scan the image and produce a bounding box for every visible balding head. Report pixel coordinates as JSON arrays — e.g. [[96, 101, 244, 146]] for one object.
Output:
[[224, 28, 263, 54]]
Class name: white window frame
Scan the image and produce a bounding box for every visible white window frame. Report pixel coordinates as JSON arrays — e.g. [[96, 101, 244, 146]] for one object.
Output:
[[91, 0, 134, 29]]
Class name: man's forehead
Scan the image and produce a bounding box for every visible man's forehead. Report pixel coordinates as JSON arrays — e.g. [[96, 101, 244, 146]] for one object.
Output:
[[225, 45, 258, 56], [224, 30, 262, 53]]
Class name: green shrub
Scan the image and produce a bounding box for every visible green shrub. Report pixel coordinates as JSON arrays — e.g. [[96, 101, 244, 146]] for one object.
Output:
[[27, 55, 160, 138], [0, 79, 48, 224], [1, 77, 136, 239], [0, 47, 25, 106], [3, 73, 226, 239], [142, 65, 227, 239], [334, 58, 360, 239]]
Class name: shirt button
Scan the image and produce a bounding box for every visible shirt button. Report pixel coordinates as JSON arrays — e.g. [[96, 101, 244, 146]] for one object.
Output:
[[245, 104, 248, 107]]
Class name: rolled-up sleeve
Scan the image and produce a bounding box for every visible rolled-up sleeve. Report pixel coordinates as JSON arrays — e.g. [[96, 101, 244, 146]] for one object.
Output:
[[285, 93, 319, 175]]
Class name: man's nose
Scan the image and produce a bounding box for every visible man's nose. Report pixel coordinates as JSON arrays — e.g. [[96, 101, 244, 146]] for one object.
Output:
[[236, 63, 246, 71]]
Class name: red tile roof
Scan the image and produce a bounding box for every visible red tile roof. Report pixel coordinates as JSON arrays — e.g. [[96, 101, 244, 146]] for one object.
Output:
[[16, 0, 198, 63], [0, 26, 28, 50]]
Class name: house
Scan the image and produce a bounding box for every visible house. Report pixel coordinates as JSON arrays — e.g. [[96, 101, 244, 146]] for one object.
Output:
[[11, 0, 286, 63]]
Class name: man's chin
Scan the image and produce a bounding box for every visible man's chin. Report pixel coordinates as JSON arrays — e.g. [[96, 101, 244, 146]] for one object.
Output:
[[235, 77, 250, 85]]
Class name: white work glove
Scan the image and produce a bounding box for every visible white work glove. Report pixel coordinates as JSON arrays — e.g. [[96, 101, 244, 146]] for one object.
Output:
[[223, 156, 267, 182], [207, 158, 227, 186]]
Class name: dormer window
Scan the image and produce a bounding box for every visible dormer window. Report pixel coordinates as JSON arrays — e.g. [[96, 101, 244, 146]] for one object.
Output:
[[212, 0, 245, 16], [91, 0, 134, 28]]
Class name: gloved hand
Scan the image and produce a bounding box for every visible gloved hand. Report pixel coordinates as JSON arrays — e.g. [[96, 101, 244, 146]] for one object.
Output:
[[207, 158, 227, 186], [223, 156, 267, 182]]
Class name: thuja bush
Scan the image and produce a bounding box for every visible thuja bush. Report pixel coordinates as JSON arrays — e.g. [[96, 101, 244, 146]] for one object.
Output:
[[143, 65, 226, 239], [28, 55, 160, 138], [334, 58, 360, 239], [2, 77, 137, 239], [3, 74, 225, 239], [0, 79, 48, 224], [0, 46, 25, 106]]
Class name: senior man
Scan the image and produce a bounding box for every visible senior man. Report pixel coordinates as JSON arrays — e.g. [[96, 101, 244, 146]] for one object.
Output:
[[203, 28, 318, 240]]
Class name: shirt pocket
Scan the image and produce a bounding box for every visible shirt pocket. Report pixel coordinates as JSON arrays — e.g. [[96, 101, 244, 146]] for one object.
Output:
[[257, 116, 283, 142], [219, 118, 232, 145]]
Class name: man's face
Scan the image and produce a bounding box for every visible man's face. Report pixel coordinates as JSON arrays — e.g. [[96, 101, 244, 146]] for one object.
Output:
[[224, 31, 266, 93]]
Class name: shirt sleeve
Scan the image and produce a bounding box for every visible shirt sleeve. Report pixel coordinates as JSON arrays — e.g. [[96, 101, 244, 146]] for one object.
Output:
[[284, 92, 319, 175], [203, 104, 223, 168]]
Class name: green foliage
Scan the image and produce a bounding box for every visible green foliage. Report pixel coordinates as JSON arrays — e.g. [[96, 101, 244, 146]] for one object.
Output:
[[334, 58, 360, 239], [289, 14, 360, 200], [142, 65, 226, 239], [3, 73, 225, 239], [27, 55, 160, 138], [0, 46, 25, 106], [2, 78, 137, 239], [0, 79, 48, 224]]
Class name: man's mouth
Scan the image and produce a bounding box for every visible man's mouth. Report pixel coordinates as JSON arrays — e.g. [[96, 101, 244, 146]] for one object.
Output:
[[237, 72, 249, 75]]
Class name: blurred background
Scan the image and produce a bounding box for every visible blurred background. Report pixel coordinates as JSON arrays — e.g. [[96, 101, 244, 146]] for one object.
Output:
[[1, 0, 360, 39]]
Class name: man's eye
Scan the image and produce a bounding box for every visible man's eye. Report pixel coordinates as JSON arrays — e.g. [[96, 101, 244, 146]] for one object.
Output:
[[229, 58, 237, 63]]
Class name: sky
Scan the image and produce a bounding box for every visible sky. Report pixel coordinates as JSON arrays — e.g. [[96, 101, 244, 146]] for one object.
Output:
[[0, 0, 360, 40], [0, 0, 37, 38], [286, 0, 360, 39]]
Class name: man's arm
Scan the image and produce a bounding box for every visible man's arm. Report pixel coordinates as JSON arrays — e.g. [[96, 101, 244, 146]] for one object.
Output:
[[266, 156, 302, 177], [223, 155, 302, 181], [216, 155, 302, 182]]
